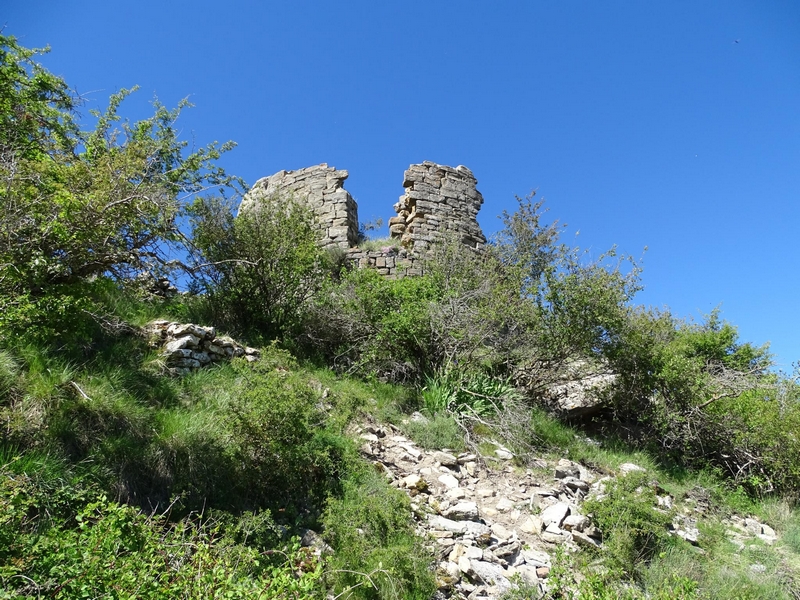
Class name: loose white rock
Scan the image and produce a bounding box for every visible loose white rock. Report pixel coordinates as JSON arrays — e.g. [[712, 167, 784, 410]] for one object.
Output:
[[444, 501, 479, 521], [438, 474, 460, 489], [540, 502, 570, 528], [495, 497, 515, 512], [619, 463, 646, 475]]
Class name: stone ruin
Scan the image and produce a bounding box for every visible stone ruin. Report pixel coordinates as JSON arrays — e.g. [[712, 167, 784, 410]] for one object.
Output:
[[144, 320, 260, 376], [390, 161, 486, 252], [239, 164, 360, 249], [239, 161, 487, 277]]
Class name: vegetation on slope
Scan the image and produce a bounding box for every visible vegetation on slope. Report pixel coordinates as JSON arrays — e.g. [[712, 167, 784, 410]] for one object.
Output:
[[1, 33, 799, 598]]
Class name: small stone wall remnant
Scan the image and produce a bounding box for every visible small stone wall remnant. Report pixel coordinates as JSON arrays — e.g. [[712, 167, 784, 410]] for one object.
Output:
[[345, 247, 422, 278], [390, 162, 486, 253], [239, 164, 359, 249], [144, 320, 260, 376]]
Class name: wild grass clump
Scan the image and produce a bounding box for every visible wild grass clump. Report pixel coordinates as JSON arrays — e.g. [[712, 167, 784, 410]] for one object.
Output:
[[783, 519, 800, 555], [403, 413, 465, 451], [421, 370, 521, 418], [0, 350, 18, 398], [356, 236, 401, 253]]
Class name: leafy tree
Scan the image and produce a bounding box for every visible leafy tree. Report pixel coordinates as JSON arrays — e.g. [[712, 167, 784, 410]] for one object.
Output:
[[604, 307, 783, 490], [188, 193, 327, 341], [493, 192, 565, 299], [0, 34, 241, 342], [424, 196, 641, 393]]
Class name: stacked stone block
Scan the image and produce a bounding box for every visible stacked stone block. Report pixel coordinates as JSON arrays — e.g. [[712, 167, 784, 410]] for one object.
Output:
[[345, 247, 422, 278], [389, 162, 487, 253], [144, 320, 260, 376], [239, 161, 488, 274], [239, 164, 359, 249]]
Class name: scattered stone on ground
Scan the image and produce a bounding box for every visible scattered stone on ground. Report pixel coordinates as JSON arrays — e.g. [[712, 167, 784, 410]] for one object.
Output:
[[350, 422, 783, 599], [144, 320, 260, 376]]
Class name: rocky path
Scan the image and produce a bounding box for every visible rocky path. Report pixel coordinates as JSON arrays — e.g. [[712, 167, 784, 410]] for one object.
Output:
[[356, 421, 604, 599], [354, 420, 781, 600]]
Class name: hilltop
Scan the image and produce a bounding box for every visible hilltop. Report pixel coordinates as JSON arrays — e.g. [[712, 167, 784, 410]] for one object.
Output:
[[2, 33, 800, 599]]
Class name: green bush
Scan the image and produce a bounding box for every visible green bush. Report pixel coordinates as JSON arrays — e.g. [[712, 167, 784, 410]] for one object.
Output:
[[705, 386, 800, 494], [189, 192, 326, 341], [303, 268, 443, 381], [0, 467, 323, 599], [583, 471, 675, 576], [226, 362, 351, 514], [602, 308, 798, 494], [402, 413, 465, 451], [485, 195, 641, 393], [322, 468, 435, 600]]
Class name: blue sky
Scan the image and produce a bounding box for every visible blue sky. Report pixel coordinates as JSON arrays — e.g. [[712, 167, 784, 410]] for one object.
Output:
[[5, 1, 799, 368]]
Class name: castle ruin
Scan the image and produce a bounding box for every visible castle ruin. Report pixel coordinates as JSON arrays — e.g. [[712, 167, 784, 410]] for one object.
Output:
[[239, 164, 360, 249], [239, 161, 487, 277], [390, 162, 486, 252]]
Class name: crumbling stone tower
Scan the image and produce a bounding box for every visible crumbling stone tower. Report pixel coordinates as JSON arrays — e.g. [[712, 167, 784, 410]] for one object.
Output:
[[238, 164, 359, 249], [389, 162, 486, 252], [239, 161, 487, 277]]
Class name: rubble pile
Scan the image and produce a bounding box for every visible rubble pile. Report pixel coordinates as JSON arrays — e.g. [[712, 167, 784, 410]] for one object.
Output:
[[144, 320, 260, 376], [350, 420, 780, 599]]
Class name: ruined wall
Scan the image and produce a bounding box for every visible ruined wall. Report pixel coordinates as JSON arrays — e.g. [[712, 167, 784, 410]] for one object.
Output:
[[389, 162, 486, 252], [239, 164, 359, 249], [345, 247, 422, 279], [239, 162, 487, 276], [144, 320, 260, 376]]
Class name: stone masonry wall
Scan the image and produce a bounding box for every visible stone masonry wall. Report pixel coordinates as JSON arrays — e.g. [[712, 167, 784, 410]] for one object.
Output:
[[239, 162, 487, 276], [345, 247, 422, 279], [144, 320, 260, 376], [239, 164, 360, 249], [389, 162, 487, 253]]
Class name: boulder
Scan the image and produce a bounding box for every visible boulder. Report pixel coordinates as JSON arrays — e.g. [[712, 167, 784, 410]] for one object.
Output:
[[444, 501, 480, 522], [540, 502, 570, 528]]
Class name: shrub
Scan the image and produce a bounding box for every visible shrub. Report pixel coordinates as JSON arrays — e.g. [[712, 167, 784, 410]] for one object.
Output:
[[706, 386, 800, 494], [189, 193, 326, 341], [402, 413, 465, 451], [583, 471, 674, 576], [322, 468, 435, 600], [602, 307, 797, 494], [226, 363, 351, 514], [0, 469, 323, 599], [302, 268, 442, 381]]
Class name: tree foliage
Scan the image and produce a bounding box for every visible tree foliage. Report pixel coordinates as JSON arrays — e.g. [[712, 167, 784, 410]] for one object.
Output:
[[0, 34, 241, 342], [604, 307, 784, 491], [493, 192, 565, 298], [301, 267, 442, 381], [189, 193, 327, 341]]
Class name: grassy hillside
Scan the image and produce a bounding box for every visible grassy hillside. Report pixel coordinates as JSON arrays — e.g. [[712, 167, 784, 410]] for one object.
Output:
[[2, 33, 800, 598], [2, 297, 800, 599]]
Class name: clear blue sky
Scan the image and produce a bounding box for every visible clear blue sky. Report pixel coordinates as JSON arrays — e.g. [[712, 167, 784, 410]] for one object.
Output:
[[6, 1, 799, 369]]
